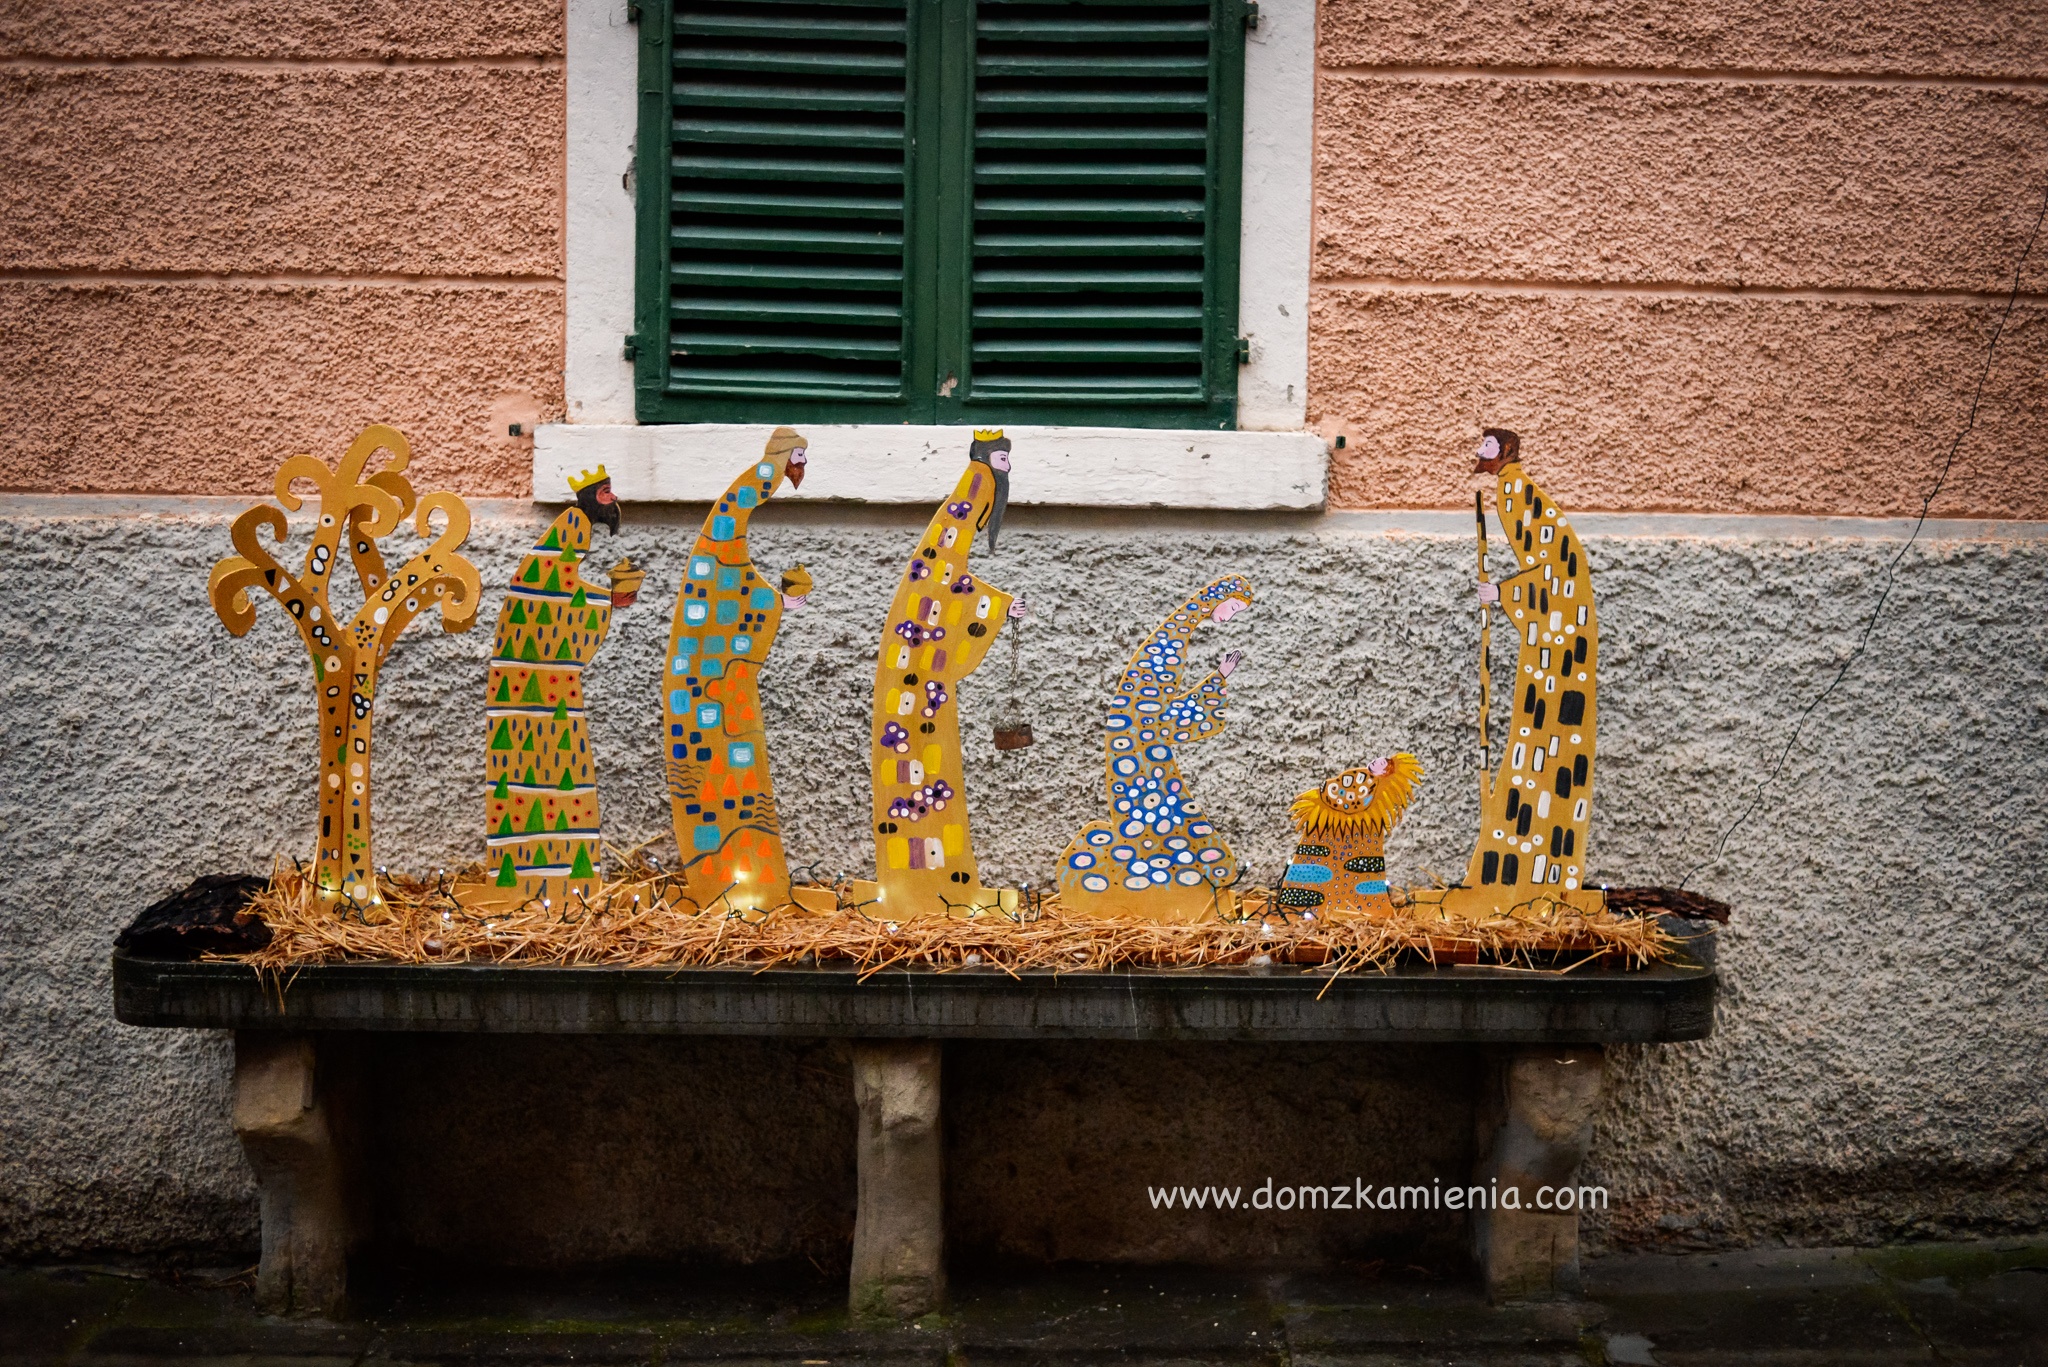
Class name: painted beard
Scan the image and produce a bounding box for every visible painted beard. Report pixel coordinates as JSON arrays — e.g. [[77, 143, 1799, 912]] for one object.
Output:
[[576, 482, 621, 535], [983, 467, 1009, 553]]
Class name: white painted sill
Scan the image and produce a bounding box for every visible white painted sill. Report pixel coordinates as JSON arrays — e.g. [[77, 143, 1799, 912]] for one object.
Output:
[[534, 424, 1329, 510]]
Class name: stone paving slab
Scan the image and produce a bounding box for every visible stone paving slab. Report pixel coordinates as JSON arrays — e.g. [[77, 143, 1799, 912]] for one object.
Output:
[[3, 1239, 2043, 1367]]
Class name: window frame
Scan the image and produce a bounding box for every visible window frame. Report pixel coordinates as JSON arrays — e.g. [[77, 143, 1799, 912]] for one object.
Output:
[[629, 0, 1249, 429]]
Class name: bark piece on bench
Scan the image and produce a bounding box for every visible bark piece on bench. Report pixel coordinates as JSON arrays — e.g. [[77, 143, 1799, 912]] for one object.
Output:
[[233, 1032, 361, 1317], [1472, 1044, 1606, 1303], [849, 1039, 944, 1321]]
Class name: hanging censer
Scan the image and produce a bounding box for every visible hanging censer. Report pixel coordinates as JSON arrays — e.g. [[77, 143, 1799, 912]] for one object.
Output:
[[992, 603, 1034, 751]]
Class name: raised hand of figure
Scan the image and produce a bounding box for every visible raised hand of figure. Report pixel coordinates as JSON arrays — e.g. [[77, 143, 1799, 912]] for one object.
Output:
[[1477, 580, 1500, 604], [780, 563, 814, 612], [1008, 594, 1030, 621], [1218, 649, 1244, 678]]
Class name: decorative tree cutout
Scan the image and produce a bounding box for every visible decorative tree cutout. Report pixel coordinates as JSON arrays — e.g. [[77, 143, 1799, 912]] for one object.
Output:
[[208, 425, 481, 911]]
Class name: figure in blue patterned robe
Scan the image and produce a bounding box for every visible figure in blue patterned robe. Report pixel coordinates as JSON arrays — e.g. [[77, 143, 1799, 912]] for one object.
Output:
[[1056, 575, 1254, 922]]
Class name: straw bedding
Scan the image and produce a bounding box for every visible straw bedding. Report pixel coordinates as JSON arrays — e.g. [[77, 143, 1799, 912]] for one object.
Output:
[[229, 855, 1680, 977]]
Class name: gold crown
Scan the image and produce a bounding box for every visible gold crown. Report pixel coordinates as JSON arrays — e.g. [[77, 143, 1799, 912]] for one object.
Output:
[[567, 465, 610, 492], [971, 428, 1005, 442]]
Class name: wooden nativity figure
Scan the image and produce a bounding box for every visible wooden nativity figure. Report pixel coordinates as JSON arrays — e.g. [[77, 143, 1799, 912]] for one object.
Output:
[[1276, 753, 1424, 917], [477, 465, 643, 908], [1446, 427, 1600, 916], [1056, 575, 1254, 922], [208, 424, 481, 915], [852, 430, 1027, 919], [662, 427, 823, 915]]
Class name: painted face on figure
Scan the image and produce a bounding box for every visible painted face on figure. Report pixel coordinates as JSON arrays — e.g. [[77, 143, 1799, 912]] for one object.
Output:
[[1212, 597, 1245, 624], [1473, 427, 1520, 475], [576, 476, 622, 534], [785, 446, 807, 489], [985, 447, 1012, 474]]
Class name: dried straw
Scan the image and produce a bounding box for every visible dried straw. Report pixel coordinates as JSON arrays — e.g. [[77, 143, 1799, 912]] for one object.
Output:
[[230, 856, 1680, 977]]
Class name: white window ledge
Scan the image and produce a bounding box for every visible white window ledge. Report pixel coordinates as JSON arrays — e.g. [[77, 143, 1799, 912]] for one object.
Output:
[[535, 424, 1328, 510]]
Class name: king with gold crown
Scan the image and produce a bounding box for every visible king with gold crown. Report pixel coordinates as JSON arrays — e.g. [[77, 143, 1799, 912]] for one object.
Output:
[[473, 464, 642, 907]]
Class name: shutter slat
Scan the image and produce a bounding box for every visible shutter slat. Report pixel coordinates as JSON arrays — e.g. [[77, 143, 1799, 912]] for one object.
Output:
[[674, 261, 904, 287], [673, 189, 902, 219], [977, 18, 1209, 39], [676, 14, 904, 40], [974, 231, 1202, 256], [670, 366, 905, 397], [674, 223, 904, 253], [673, 155, 903, 183], [677, 297, 902, 323], [973, 339, 1202, 361], [975, 90, 1207, 113], [674, 331, 904, 358], [976, 161, 1205, 186], [965, 0, 1220, 412], [976, 54, 1208, 77], [675, 117, 904, 148], [974, 195, 1204, 222], [677, 48, 906, 75], [969, 375, 1206, 399], [976, 126, 1208, 150], [675, 82, 904, 112], [662, 0, 910, 404], [973, 303, 1203, 327], [973, 268, 1202, 291]]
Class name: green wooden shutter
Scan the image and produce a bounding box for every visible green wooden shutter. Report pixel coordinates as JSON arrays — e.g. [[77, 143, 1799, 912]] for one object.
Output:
[[636, 0, 1244, 428], [637, 0, 915, 416], [948, 0, 1243, 427]]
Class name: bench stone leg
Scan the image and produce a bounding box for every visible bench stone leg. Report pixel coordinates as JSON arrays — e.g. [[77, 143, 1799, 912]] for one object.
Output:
[[849, 1040, 944, 1321], [1473, 1045, 1605, 1303], [233, 1032, 356, 1317]]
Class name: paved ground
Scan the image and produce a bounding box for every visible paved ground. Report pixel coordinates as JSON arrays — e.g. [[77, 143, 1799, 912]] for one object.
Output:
[[3, 1239, 2043, 1366]]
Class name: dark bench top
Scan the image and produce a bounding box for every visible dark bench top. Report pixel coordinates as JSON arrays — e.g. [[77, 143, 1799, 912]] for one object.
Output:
[[112, 937, 1716, 1043]]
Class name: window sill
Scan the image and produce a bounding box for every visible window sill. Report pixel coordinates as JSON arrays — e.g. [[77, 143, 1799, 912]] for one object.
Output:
[[534, 424, 1328, 511]]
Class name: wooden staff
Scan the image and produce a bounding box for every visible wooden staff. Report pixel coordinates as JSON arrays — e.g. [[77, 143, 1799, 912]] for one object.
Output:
[[1474, 490, 1493, 792]]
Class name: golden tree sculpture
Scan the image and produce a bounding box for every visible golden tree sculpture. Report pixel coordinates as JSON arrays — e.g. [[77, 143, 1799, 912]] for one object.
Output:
[[209, 425, 481, 911]]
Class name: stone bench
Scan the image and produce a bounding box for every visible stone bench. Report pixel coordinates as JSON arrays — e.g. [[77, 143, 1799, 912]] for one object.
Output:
[[112, 935, 1715, 1318]]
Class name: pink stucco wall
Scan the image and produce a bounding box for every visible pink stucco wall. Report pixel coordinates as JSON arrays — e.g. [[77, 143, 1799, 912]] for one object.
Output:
[[0, 1, 563, 496], [1310, 0, 2048, 515], [1, 0, 2042, 513]]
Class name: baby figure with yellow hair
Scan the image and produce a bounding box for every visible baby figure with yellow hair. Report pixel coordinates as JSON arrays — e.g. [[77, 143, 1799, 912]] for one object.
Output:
[[1276, 754, 1424, 917]]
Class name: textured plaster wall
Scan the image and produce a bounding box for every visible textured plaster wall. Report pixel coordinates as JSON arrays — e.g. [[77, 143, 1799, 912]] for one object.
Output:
[[1310, 0, 2048, 515], [2, 502, 2041, 1260], [0, 1, 562, 499]]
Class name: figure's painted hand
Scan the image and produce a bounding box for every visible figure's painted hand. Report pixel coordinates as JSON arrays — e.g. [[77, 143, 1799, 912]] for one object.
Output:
[[1218, 649, 1244, 678], [1007, 595, 1029, 620], [779, 563, 813, 613], [1477, 581, 1500, 604]]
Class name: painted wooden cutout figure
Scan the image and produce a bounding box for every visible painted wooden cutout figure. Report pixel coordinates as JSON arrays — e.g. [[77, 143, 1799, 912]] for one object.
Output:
[[854, 430, 1025, 918], [1056, 575, 1254, 922], [1454, 428, 1600, 911], [208, 425, 481, 912], [663, 427, 815, 914], [479, 466, 642, 907], [1277, 754, 1424, 917]]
